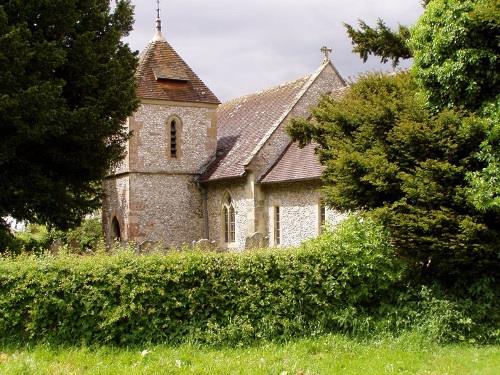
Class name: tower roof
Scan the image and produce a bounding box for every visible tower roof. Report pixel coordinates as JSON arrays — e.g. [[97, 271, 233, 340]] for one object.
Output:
[[136, 38, 220, 104]]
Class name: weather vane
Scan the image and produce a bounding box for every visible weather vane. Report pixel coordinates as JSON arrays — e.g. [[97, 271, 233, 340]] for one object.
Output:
[[321, 46, 332, 62]]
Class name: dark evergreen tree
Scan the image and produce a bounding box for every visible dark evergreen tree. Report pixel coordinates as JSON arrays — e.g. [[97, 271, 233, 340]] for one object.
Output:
[[288, 73, 500, 283], [0, 0, 139, 237], [344, 20, 412, 67], [344, 1, 430, 67]]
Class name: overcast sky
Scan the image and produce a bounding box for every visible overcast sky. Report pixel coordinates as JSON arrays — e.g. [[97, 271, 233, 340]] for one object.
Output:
[[125, 1, 424, 102]]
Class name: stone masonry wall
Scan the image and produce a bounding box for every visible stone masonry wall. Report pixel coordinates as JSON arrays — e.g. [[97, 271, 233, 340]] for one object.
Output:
[[128, 102, 217, 174], [127, 173, 204, 247], [102, 176, 130, 243], [264, 181, 347, 247], [205, 179, 253, 250]]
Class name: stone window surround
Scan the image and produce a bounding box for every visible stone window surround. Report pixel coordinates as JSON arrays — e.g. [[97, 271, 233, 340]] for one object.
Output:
[[318, 199, 326, 234], [221, 192, 236, 246], [165, 115, 183, 159], [273, 205, 281, 246]]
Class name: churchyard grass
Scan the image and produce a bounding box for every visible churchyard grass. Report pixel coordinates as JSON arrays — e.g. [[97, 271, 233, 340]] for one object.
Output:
[[0, 333, 498, 375]]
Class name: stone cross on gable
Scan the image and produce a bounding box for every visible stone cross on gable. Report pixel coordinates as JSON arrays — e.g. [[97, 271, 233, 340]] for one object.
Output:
[[321, 46, 332, 62]]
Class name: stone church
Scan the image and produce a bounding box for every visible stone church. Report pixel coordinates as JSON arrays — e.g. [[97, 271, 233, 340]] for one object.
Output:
[[103, 16, 347, 250]]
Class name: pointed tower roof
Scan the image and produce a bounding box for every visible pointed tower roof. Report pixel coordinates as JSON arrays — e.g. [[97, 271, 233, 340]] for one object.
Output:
[[135, 9, 220, 105]]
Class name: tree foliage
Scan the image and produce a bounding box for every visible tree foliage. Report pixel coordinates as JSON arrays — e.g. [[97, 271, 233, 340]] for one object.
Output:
[[288, 73, 500, 283], [410, 0, 499, 110], [410, 0, 500, 213], [0, 0, 139, 232], [465, 100, 500, 212], [344, 20, 412, 67]]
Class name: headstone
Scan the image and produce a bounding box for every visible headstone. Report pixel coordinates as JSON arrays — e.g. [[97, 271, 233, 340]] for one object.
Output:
[[245, 232, 269, 249]]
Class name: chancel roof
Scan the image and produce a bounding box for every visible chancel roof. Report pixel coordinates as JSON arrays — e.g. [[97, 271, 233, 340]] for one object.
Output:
[[199, 75, 315, 182]]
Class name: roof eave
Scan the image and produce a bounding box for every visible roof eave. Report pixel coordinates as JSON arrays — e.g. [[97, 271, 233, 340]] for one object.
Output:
[[198, 173, 247, 184], [260, 176, 322, 185]]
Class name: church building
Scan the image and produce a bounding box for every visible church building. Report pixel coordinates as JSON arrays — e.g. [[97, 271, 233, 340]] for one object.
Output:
[[102, 14, 348, 250]]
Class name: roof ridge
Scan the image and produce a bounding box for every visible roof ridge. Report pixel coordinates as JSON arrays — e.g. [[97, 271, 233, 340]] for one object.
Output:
[[221, 74, 311, 107]]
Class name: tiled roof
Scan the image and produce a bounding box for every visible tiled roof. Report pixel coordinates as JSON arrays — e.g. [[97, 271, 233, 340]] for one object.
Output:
[[199, 76, 312, 182], [136, 37, 220, 104], [260, 142, 323, 184]]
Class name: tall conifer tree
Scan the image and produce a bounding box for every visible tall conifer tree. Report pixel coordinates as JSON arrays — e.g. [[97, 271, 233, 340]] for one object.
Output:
[[0, 0, 139, 235]]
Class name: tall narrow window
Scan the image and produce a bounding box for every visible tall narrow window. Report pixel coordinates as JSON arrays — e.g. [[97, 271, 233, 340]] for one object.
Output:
[[229, 205, 235, 243], [222, 193, 236, 243], [274, 206, 281, 245], [223, 206, 229, 243], [170, 119, 177, 158], [166, 116, 182, 159]]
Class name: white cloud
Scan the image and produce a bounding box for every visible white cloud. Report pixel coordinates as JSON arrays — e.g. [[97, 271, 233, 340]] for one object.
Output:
[[126, 0, 424, 101]]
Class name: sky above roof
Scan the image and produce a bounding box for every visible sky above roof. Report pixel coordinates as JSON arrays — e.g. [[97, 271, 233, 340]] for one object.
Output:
[[126, 0, 424, 102]]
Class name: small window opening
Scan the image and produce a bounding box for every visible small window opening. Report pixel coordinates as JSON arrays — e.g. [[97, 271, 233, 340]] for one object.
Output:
[[274, 206, 281, 245], [111, 217, 121, 242], [170, 119, 177, 158]]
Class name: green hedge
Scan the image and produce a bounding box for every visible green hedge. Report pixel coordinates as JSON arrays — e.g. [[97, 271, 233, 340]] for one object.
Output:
[[1, 216, 496, 345], [0, 217, 405, 345]]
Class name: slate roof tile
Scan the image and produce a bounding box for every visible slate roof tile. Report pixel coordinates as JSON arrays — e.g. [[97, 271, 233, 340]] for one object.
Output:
[[260, 142, 323, 184], [199, 76, 311, 181]]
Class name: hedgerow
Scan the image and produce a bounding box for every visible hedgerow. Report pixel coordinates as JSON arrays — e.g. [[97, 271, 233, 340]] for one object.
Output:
[[0, 216, 497, 346], [0, 217, 396, 345]]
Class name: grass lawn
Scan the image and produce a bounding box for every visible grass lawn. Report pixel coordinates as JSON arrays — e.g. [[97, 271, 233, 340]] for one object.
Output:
[[0, 334, 498, 375]]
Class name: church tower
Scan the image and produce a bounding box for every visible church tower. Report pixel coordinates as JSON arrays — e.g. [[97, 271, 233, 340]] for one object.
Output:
[[102, 5, 219, 247]]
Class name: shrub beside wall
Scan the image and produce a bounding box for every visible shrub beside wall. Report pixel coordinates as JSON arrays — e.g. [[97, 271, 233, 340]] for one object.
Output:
[[0, 217, 404, 345]]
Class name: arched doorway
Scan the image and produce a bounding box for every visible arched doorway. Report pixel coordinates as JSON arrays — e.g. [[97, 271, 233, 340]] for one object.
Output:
[[111, 217, 121, 242]]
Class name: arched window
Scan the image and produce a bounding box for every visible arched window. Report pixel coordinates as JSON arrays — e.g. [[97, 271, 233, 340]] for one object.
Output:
[[222, 194, 235, 243], [111, 217, 121, 242]]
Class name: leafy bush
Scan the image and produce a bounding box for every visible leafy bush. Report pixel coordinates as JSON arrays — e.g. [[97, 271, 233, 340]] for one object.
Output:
[[0, 218, 105, 254], [64, 218, 104, 251], [0, 221, 20, 254], [11, 224, 52, 253], [0, 216, 405, 346]]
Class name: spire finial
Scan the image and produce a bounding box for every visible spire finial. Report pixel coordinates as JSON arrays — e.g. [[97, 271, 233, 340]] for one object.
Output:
[[321, 46, 332, 62], [153, 0, 165, 41], [156, 0, 161, 32]]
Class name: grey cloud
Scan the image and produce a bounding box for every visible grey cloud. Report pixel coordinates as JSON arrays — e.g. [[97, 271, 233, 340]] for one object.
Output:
[[126, 0, 423, 101]]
